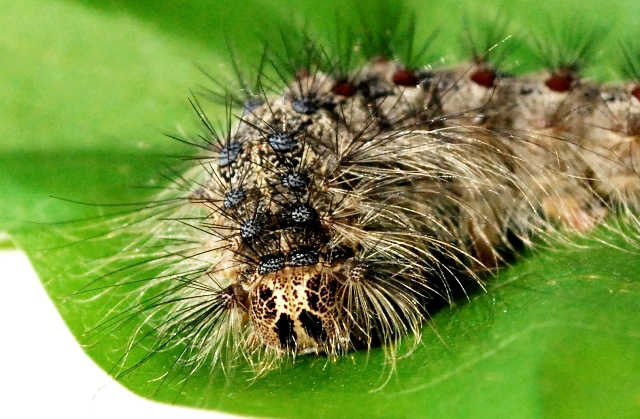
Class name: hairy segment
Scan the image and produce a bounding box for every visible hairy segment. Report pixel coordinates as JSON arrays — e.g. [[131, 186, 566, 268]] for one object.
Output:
[[73, 7, 640, 384], [150, 55, 640, 370]]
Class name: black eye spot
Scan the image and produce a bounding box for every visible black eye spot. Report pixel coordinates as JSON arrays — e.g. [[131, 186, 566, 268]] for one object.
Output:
[[418, 71, 435, 88], [299, 310, 326, 342], [289, 247, 319, 267], [291, 98, 318, 115], [223, 189, 246, 209], [259, 253, 285, 274], [268, 132, 297, 152], [291, 205, 317, 224], [219, 142, 242, 167], [275, 313, 296, 349], [240, 217, 262, 240]]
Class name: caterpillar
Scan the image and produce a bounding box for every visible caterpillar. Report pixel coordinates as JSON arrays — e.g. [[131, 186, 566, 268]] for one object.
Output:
[[7, 0, 640, 417]]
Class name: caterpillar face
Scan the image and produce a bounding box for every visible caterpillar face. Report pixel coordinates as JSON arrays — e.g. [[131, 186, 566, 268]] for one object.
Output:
[[249, 266, 341, 353]]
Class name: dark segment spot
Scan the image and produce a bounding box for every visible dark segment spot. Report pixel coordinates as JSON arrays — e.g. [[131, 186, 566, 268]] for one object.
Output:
[[632, 86, 640, 101], [470, 67, 497, 88], [223, 189, 246, 209], [299, 310, 327, 342], [417, 71, 435, 88], [291, 98, 318, 115], [306, 274, 322, 311], [260, 287, 273, 301], [275, 313, 297, 349], [257, 285, 276, 312], [307, 275, 321, 293], [240, 217, 262, 240], [259, 286, 273, 301], [438, 78, 453, 91], [219, 142, 242, 167], [392, 69, 419, 87], [324, 246, 355, 263], [307, 293, 320, 312], [359, 79, 392, 100], [291, 204, 318, 224], [282, 172, 309, 189], [190, 187, 207, 202], [243, 98, 264, 114], [328, 278, 339, 296], [289, 248, 319, 267], [259, 253, 285, 274], [268, 132, 298, 152], [520, 87, 534, 96], [332, 81, 357, 97]]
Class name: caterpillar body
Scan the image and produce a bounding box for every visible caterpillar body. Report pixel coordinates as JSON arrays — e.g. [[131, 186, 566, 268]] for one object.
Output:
[[30, 0, 640, 409], [83, 54, 640, 373]]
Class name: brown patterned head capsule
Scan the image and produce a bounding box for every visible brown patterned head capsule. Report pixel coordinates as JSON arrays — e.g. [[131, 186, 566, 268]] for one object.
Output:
[[249, 267, 340, 352]]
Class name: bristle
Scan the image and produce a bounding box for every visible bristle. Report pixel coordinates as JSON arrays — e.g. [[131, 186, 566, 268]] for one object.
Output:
[[59, 1, 640, 392]]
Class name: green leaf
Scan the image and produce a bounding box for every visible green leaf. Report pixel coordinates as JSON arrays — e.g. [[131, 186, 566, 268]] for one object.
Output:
[[2, 0, 640, 418]]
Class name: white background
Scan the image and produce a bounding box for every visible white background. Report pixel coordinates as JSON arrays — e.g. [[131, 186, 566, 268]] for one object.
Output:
[[0, 250, 249, 419]]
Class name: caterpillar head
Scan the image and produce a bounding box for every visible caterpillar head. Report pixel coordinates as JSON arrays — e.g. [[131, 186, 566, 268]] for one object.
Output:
[[187, 62, 457, 360], [249, 264, 342, 353]]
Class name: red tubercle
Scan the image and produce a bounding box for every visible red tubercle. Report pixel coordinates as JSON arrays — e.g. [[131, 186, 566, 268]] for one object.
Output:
[[627, 115, 640, 136], [393, 69, 419, 87], [373, 55, 391, 63], [545, 66, 577, 92], [295, 68, 311, 80], [545, 75, 573, 92], [470, 67, 497, 88], [629, 88, 640, 135], [332, 81, 357, 97]]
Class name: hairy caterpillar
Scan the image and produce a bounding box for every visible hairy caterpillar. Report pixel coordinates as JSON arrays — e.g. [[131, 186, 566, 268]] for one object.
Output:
[[5, 0, 640, 416]]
